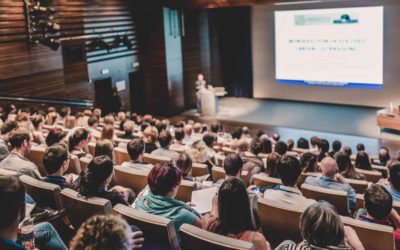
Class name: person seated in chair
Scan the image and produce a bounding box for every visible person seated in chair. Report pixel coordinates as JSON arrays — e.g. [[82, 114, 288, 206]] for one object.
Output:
[[0, 120, 17, 162], [118, 120, 135, 140], [68, 128, 92, 159], [304, 157, 356, 212], [42, 143, 77, 189], [121, 138, 152, 172], [151, 130, 178, 159], [0, 128, 41, 179], [383, 162, 400, 202]]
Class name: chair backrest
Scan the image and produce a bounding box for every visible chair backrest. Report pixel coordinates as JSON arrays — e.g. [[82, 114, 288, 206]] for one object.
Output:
[[60, 188, 112, 229], [341, 216, 394, 250], [0, 168, 18, 176], [26, 145, 47, 176], [371, 164, 388, 178], [88, 141, 96, 156], [215, 154, 225, 167], [20, 175, 63, 210], [296, 172, 320, 188], [356, 194, 400, 215], [258, 199, 303, 248], [169, 144, 186, 153], [211, 166, 248, 186], [192, 163, 208, 177], [175, 180, 195, 202], [345, 178, 369, 194], [114, 147, 130, 165], [301, 184, 349, 215], [252, 174, 282, 187], [142, 153, 171, 165], [180, 223, 254, 250], [65, 154, 81, 175], [113, 204, 181, 250], [355, 168, 382, 183], [114, 165, 148, 195], [79, 156, 92, 172]]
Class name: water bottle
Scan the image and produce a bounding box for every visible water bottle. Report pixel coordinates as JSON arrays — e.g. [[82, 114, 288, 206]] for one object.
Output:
[[19, 217, 35, 250]]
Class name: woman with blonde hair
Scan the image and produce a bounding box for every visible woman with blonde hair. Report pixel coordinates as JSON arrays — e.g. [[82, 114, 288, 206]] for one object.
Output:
[[101, 124, 115, 144], [143, 126, 158, 153]]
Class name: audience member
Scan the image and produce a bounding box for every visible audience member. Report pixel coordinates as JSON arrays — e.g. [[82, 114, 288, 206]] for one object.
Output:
[[174, 128, 185, 145], [297, 137, 309, 149], [305, 157, 356, 212], [0, 128, 41, 178], [142, 126, 158, 154], [187, 140, 210, 165], [342, 146, 352, 156], [0, 176, 67, 250], [377, 146, 391, 166], [356, 143, 365, 152], [101, 124, 115, 144], [266, 152, 280, 178], [78, 156, 133, 206], [355, 151, 372, 170], [192, 122, 203, 140], [45, 127, 65, 147], [317, 139, 330, 162], [119, 120, 135, 140], [0, 120, 17, 161], [287, 139, 294, 152], [384, 163, 400, 202], [274, 141, 288, 156], [330, 140, 342, 157], [272, 133, 280, 143], [264, 155, 315, 209], [203, 132, 217, 161], [183, 124, 194, 145], [310, 136, 320, 151], [260, 135, 272, 154], [335, 151, 365, 180], [31, 115, 45, 145], [94, 139, 114, 161], [241, 126, 252, 140], [68, 128, 92, 159], [69, 214, 144, 250], [42, 143, 77, 189], [239, 138, 264, 176], [151, 130, 178, 159], [121, 138, 152, 172], [300, 152, 318, 173], [87, 116, 100, 140], [206, 178, 271, 250], [276, 202, 364, 250], [176, 152, 194, 181], [134, 162, 202, 239]]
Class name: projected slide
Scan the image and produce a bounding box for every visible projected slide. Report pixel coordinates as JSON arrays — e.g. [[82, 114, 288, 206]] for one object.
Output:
[[275, 6, 383, 89]]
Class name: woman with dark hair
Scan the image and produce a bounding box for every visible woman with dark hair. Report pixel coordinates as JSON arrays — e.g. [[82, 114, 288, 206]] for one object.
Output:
[[287, 139, 294, 152], [317, 139, 330, 162], [266, 152, 280, 178], [31, 114, 45, 144], [260, 136, 272, 154], [134, 162, 202, 239], [77, 156, 133, 206], [205, 178, 271, 250], [300, 152, 318, 173], [297, 137, 309, 149], [46, 127, 66, 147], [276, 202, 364, 250], [335, 152, 365, 180], [101, 124, 115, 146], [355, 151, 372, 170], [95, 139, 114, 161], [69, 128, 92, 159]]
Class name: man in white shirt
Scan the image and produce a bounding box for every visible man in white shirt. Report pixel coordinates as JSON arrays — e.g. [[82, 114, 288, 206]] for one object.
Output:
[[263, 154, 315, 209], [121, 138, 152, 172], [151, 130, 179, 159]]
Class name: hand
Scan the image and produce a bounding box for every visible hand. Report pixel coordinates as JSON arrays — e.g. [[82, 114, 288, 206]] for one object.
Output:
[[129, 231, 144, 249], [335, 173, 346, 183], [247, 185, 257, 193], [65, 174, 74, 183], [344, 226, 365, 250]]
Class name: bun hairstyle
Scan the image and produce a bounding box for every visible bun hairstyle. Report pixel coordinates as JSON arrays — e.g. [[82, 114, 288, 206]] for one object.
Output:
[[78, 156, 114, 196], [68, 128, 89, 152]]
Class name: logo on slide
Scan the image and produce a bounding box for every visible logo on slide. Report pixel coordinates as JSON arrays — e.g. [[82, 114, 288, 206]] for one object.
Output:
[[333, 14, 358, 24]]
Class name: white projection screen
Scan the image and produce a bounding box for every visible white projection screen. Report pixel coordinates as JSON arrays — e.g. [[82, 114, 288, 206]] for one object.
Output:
[[252, 0, 400, 107]]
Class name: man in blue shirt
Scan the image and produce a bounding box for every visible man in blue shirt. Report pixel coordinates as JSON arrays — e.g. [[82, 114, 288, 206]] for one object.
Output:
[[304, 157, 356, 211]]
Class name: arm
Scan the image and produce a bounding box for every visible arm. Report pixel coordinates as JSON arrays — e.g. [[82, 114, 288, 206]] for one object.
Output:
[[344, 226, 365, 250], [389, 209, 400, 227]]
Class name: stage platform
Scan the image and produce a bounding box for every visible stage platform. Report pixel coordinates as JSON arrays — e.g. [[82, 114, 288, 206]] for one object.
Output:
[[180, 97, 400, 154]]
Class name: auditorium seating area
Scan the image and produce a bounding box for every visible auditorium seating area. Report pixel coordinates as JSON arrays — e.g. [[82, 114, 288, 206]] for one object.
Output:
[[0, 104, 399, 250]]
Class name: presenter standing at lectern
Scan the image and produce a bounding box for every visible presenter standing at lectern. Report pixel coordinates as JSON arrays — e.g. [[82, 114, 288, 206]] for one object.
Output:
[[195, 74, 207, 113]]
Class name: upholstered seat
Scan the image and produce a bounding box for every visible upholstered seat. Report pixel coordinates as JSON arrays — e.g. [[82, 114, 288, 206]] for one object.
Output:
[[114, 165, 148, 195]]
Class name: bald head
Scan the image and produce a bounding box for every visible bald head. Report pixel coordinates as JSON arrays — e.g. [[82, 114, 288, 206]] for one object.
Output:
[[184, 124, 193, 136], [320, 157, 337, 178]]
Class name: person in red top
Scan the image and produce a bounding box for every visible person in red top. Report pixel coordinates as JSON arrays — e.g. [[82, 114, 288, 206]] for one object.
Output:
[[356, 184, 400, 249]]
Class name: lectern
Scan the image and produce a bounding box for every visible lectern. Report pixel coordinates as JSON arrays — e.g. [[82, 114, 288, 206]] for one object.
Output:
[[200, 87, 226, 116]]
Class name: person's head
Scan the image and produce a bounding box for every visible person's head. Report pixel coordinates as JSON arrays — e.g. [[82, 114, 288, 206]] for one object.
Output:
[[147, 162, 181, 197], [318, 139, 330, 154], [389, 163, 400, 192], [9, 128, 31, 154], [174, 128, 185, 142], [260, 136, 272, 154], [184, 124, 193, 136], [310, 136, 320, 147], [127, 138, 144, 162], [355, 151, 371, 170], [0, 120, 18, 141], [87, 116, 98, 128], [143, 126, 158, 144], [31, 115, 43, 130], [176, 152, 193, 178], [158, 130, 172, 148], [335, 151, 352, 173], [70, 214, 133, 250], [101, 124, 114, 141], [242, 126, 249, 135], [250, 138, 263, 156], [117, 112, 126, 122], [104, 115, 115, 125], [300, 202, 345, 247], [274, 141, 287, 155], [332, 140, 342, 152], [0, 176, 26, 232], [277, 155, 301, 186], [210, 122, 220, 133], [203, 133, 217, 148], [297, 137, 309, 149], [379, 147, 390, 165], [256, 130, 266, 138], [65, 116, 76, 129], [266, 152, 281, 177], [300, 152, 318, 173], [197, 74, 204, 81], [46, 127, 66, 147], [78, 156, 114, 196], [364, 184, 392, 220], [231, 128, 242, 140], [237, 139, 250, 152], [223, 153, 243, 178], [188, 140, 208, 163], [286, 139, 294, 151], [193, 123, 202, 133], [356, 143, 365, 152], [320, 157, 338, 178], [43, 143, 70, 175], [342, 146, 352, 156], [123, 120, 134, 135], [217, 178, 255, 234], [69, 128, 89, 151], [60, 106, 71, 118], [95, 139, 114, 160], [272, 133, 280, 142]]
